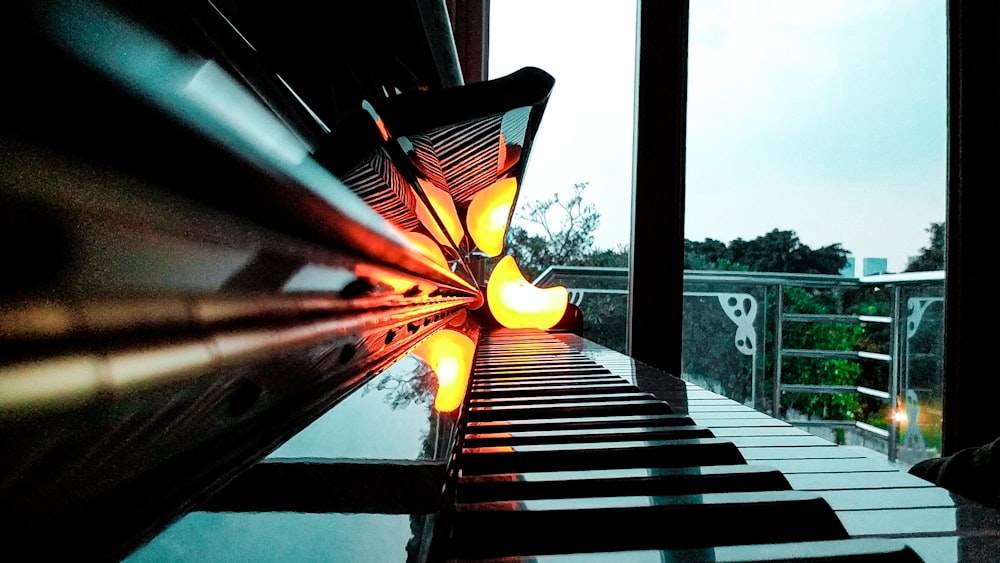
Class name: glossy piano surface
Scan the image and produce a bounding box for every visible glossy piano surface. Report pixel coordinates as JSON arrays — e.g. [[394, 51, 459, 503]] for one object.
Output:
[[126, 330, 1000, 562]]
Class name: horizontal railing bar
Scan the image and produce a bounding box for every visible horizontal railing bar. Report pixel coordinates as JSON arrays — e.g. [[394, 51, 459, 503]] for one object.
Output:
[[784, 419, 856, 428], [537, 267, 944, 288], [782, 314, 892, 324], [857, 386, 892, 400], [782, 349, 891, 362], [780, 384, 862, 395], [858, 351, 892, 362], [858, 315, 893, 324], [783, 314, 860, 323], [780, 384, 892, 401], [782, 349, 862, 360], [854, 421, 890, 438]]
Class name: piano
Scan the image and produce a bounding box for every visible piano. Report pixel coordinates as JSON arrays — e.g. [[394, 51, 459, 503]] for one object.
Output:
[[2, 1, 999, 561]]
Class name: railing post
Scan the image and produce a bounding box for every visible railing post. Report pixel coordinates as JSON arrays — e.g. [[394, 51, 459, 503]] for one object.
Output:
[[887, 285, 902, 462], [773, 284, 784, 417]]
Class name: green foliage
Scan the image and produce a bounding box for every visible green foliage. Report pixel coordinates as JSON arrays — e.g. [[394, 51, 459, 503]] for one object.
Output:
[[772, 287, 864, 420], [681, 295, 755, 404], [905, 222, 945, 272], [684, 230, 867, 420], [686, 229, 848, 274], [578, 293, 629, 353]]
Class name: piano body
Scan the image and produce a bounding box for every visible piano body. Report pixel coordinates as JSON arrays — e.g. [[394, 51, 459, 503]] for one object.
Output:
[[2, 1, 999, 561]]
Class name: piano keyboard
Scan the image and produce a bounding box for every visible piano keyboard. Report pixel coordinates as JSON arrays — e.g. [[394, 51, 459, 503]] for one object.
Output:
[[430, 328, 1000, 562]]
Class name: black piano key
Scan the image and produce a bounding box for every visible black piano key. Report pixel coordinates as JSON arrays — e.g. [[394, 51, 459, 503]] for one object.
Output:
[[445, 490, 850, 559], [461, 424, 714, 447], [457, 437, 746, 475], [473, 362, 599, 371], [472, 366, 612, 377], [455, 464, 793, 503], [469, 392, 657, 406], [472, 377, 625, 387], [464, 413, 699, 433], [470, 382, 636, 398], [472, 375, 620, 387], [465, 399, 674, 421]]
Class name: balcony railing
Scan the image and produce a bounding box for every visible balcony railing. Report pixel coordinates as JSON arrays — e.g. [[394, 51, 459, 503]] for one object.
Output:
[[534, 267, 945, 464]]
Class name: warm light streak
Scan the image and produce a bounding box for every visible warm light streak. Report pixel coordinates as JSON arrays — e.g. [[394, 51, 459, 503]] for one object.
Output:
[[354, 264, 421, 293], [467, 177, 517, 257], [402, 231, 448, 268], [893, 409, 909, 424], [411, 329, 475, 413], [415, 179, 464, 247], [487, 256, 568, 330], [374, 116, 390, 141]]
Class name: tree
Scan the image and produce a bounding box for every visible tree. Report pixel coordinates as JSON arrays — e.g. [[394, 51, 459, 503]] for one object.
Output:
[[685, 229, 848, 274], [501, 182, 630, 352], [684, 238, 731, 269], [728, 230, 848, 274], [503, 182, 601, 280], [905, 222, 945, 272]]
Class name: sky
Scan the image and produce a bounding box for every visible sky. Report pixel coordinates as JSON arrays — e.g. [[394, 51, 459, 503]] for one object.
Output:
[[489, 0, 947, 274]]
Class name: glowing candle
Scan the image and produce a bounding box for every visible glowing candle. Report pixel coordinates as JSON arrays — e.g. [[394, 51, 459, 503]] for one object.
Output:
[[402, 231, 448, 269], [467, 177, 517, 257], [415, 179, 464, 247], [486, 255, 568, 330]]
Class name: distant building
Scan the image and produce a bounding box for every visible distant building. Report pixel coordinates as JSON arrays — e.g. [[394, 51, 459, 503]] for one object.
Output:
[[862, 257, 888, 276], [840, 257, 856, 277]]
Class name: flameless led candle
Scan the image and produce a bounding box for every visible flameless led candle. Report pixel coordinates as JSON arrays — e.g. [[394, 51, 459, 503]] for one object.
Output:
[[415, 179, 464, 247], [486, 255, 568, 330], [402, 231, 448, 268], [467, 177, 517, 257]]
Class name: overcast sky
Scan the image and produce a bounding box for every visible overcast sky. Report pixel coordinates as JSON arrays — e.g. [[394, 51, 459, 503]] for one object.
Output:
[[489, 0, 946, 273]]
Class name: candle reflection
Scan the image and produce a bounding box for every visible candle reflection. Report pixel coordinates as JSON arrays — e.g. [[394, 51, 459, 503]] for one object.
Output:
[[411, 329, 475, 413]]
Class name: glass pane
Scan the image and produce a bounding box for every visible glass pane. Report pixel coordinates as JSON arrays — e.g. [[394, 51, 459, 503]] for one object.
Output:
[[686, 1, 946, 273], [685, 1, 947, 462], [897, 280, 945, 463], [489, 0, 637, 352]]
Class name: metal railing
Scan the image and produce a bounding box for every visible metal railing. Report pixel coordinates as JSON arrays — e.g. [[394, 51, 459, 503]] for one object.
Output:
[[534, 267, 946, 463]]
